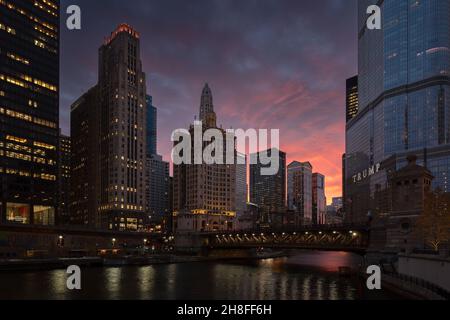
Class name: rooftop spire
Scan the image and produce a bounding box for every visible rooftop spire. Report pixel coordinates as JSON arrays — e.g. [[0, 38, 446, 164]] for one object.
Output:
[[199, 83, 214, 122]]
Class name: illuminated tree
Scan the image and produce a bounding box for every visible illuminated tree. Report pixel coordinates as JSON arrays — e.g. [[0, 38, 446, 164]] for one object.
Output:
[[415, 189, 450, 251]]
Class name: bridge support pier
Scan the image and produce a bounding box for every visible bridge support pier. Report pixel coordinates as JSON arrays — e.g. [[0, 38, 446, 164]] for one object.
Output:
[[174, 233, 209, 255]]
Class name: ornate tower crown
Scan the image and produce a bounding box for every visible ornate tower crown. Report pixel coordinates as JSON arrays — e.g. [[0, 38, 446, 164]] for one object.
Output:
[[199, 83, 215, 124]]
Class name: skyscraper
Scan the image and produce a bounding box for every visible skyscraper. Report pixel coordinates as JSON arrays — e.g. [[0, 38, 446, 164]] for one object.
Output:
[[346, 76, 358, 122], [0, 0, 59, 226], [345, 0, 450, 223], [146, 95, 157, 156], [144, 94, 170, 231], [235, 152, 247, 216], [70, 87, 99, 227], [58, 133, 71, 225], [145, 154, 169, 229], [71, 24, 147, 231], [173, 84, 236, 232], [287, 161, 312, 226], [250, 149, 286, 221], [312, 173, 326, 225]]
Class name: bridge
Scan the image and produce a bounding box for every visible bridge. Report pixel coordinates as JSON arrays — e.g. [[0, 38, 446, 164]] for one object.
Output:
[[175, 224, 370, 254]]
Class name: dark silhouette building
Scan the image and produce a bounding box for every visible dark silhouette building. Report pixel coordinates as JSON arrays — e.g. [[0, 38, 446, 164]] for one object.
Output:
[[70, 87, 99, 227], [312, 173, 326, 225], [250, 149, 286, 223], [58, 133, 71, 225], [146, 95, 157, 156]]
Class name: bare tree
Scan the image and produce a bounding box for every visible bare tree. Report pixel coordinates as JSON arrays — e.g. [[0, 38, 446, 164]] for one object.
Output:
[[415, 189, 450, 251]]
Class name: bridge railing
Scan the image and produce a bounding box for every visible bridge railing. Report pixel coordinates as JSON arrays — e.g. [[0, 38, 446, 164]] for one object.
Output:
[[197, 223, 369, 236]]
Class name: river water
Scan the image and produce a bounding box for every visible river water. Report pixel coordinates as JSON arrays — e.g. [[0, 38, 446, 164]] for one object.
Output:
[[0, 251, 400, 300]]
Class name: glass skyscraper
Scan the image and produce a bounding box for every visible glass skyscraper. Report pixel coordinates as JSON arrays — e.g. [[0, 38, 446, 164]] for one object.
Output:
[[0, 0, 59, 226], [345, 0, 450, 223], [346, 75, 359, 122], [146, 95, 157, 156]]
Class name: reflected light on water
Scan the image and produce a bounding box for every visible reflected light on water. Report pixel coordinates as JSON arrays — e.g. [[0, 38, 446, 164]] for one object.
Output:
[[105, 267, 122, 299], [138, 266, 155, 299], [0, 251, 400, 300], [49, 269, 68, 299]]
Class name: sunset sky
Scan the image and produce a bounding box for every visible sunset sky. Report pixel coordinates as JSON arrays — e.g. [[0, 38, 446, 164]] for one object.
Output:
[[60, 0, 358, 203]]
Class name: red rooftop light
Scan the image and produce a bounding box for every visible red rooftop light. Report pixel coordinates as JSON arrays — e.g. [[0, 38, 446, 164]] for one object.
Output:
[[104, 23, 140, 45]]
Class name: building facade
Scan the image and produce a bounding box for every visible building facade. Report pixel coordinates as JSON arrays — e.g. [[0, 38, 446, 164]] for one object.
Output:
[[70, 24, 147, 231], [144, 94, 170, 232], [249, 149, 286, 224], [145, 154, 170, 230], [287, 161, 312, 225], [312, 173, 326, 225], [146, 95, 157, 156], [346, 75, 359, 122], [58, 133, 71, 225], [235, 152, 247, 216], [70, 87, 99, 227], [0, 0, 60, 226], [345, 0, 450, 224], [173, 84, 236, 232]]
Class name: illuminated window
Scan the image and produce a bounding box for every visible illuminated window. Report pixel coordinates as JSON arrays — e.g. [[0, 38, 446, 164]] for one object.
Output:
[[6, 203, 30, 224], [6, 135, 27, 143], [33, 141, 56, 150], [28, 100, 38, 108], [7, 52, 30, 65], [0, 22, 16, 35], [33, 205, 55, 226], [0, 108, 57, 128], [34, 1, 58, 17]]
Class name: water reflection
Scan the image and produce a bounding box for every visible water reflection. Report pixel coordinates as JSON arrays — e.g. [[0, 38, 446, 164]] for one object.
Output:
[[0, 251, 398, 300]]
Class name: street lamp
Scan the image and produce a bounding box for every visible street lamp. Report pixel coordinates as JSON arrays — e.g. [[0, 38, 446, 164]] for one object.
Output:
[[112, 238, 116, 247], [57, 235, 64, 247]]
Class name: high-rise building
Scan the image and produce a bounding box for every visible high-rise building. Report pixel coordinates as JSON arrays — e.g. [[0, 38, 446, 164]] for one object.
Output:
[[58, 133, 71, 225], [331, 197, 343, 212], [346, 76, 358, 122], [250, 149, 286, 222], [0, 0, 60, 226], [168, 176, 173, 233], [287, 161, 312, 225], [312, 173, 326, 225], [146, 95, 157, 156], [70, 24, 147, 231], [345, 0, 450, 224], [144, 94, 170, 232], [173, 84, 236, 232], [235, 152, 247, 216], [145, 154, 169, 228], [70, 87, 99, 227]]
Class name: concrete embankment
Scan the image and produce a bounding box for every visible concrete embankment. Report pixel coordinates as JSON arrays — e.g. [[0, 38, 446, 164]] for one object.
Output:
[[381, 274, 446, 300], [0, 251, 288, 271], [0, 257, 103, 271]]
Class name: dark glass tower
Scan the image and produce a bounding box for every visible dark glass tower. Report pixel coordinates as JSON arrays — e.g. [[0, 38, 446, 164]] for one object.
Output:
[[346, 75, 358, 122], [250, 149, 286, 221], [0, 0, 59, 225], [146, 95, 157, 156], [58, 133, 71, 225], [345, 0, 450, 223]]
